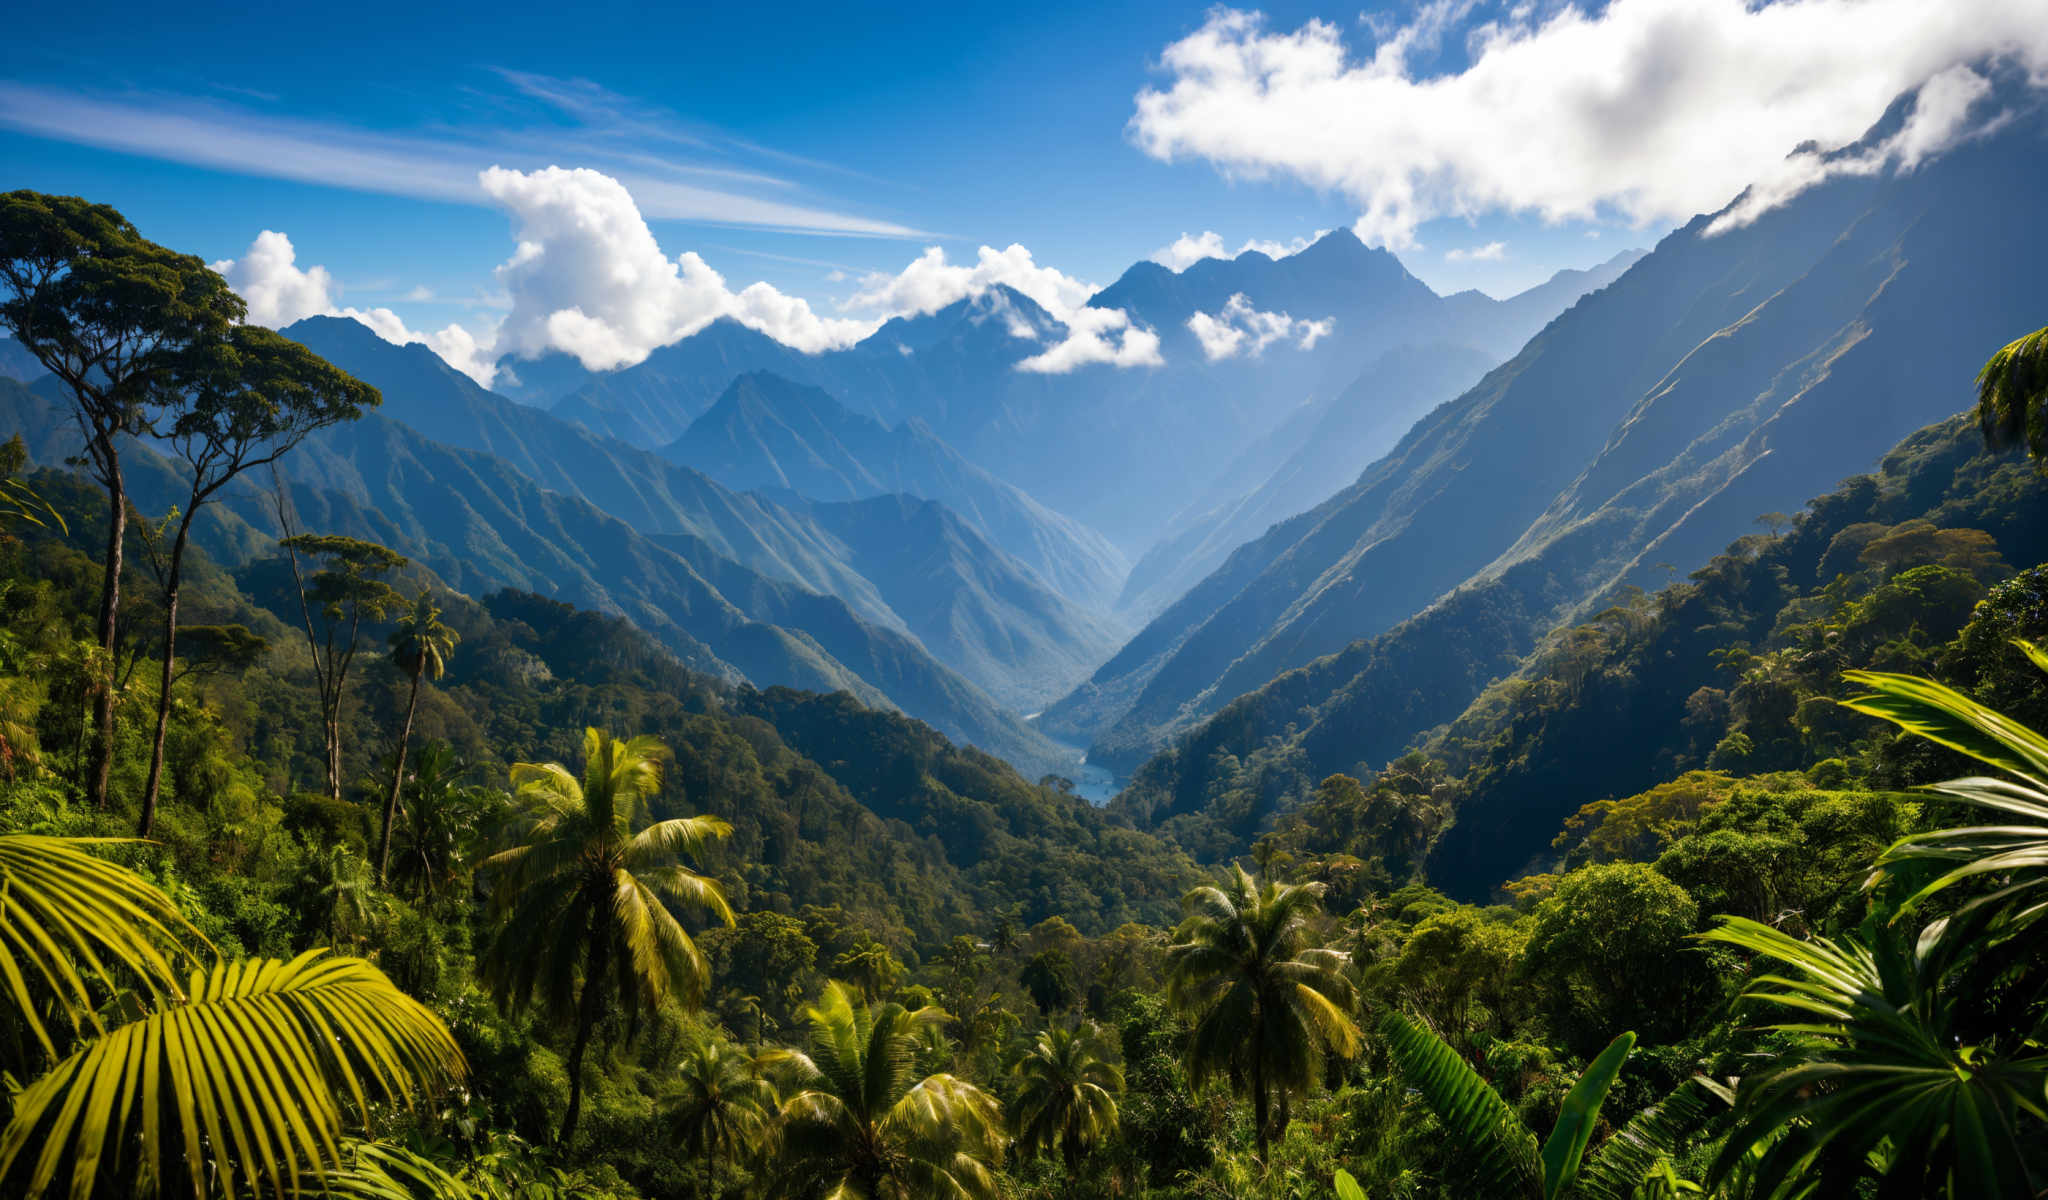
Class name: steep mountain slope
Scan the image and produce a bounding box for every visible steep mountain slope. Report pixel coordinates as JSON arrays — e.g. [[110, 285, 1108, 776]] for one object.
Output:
[[665, 372, 1128, 612], [280, 317, 1117, 711], [783, 494, 1122, 712], [0, 375, 1071, 777], [1115, 341, 1499, 620], [0, 334, 45, 384], [1068, 81, 2048, 774]]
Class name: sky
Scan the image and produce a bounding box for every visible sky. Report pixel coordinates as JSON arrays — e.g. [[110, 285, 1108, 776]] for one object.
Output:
[[4, 0, 2045, 384]]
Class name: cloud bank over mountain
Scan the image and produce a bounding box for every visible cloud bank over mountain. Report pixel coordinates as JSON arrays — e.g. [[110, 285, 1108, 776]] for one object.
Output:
[[217, 166, 1165, 383], [1130, 0, 2048, 247]]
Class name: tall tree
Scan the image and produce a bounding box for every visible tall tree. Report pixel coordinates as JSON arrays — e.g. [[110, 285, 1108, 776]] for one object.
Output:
[[377, 588, 458, 883], [0, 191, 241, 807], [279, 533, 406, 803], [479, 728, 734, 1147], [1976, 324, 2048, 462], [1164, 865, 1359, 1162], [137, 325, 377, 835], [1010, 1021, 1123, 1177], [673, 1038, 777, 1199], [764, 981, 1006, 1200]]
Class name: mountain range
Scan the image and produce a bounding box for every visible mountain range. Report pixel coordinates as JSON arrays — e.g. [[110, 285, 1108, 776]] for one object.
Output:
[[1064, 78, 2048, 819], [495, 236, 1643, 555]]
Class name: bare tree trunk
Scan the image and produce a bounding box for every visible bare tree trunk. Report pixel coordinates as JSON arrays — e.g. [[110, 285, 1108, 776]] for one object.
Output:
[[86, 449, 125, 809], [377, 671, 423, 885], [139, 514, 195, 836]]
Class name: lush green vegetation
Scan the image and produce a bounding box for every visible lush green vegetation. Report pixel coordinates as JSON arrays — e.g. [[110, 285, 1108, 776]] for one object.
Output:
[[1, 194, 2044, 1197]]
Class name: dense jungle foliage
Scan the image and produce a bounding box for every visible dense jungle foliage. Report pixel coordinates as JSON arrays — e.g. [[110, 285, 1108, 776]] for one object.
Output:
[[2, 192, 2045, 1200]]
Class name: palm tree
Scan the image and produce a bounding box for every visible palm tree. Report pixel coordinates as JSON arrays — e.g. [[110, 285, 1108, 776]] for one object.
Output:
[[312, 842, 378, 949], [764, 981, 1006, 1199], [0, 836, 465, 1198], [673, 1037, 777, 1198], [1377, 1012, 1707, 1199], [1164, 865, 1360, 1161], [389, 741, 496, 905], [1010, 1021, 1123, 1176], [1975, 324, 2048, 462], [378, 588, 458, 884], [479, 727, 735, 1148]]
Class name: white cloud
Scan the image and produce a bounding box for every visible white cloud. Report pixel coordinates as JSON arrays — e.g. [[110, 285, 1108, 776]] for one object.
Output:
[[1130, 1, 2048, 247], [1185, 293, 1332, 360], [211, 232, 335, 328], [480, 166, 878, 368], [1444, 241, 1507, 262], [1017, 306, 1164, 374], [1705, 63, 2001, 232], [1149, 229, 1323, 270], [212, 230, 500, 387], [844, 244, 1099, 324]]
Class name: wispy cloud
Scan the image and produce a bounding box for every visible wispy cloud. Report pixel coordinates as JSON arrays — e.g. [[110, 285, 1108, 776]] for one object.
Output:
[[1444, 241, 1506, 262], [0, 81, 922, 237]]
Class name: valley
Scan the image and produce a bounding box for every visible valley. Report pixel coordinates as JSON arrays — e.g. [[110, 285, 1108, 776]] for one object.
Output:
[[3, 8, 2046, 1198]]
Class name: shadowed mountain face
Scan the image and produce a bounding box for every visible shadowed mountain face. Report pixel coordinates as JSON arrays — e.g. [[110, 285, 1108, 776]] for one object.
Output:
[[506, 239, 1638, 554], [665, 371, 1129, 614], [1063, 85, 2048, 782], [0, 371, 1074, 775]]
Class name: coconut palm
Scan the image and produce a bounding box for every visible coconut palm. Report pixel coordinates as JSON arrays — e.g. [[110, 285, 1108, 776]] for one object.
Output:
[[1975, 324, 2048, 462], [479, 727, 735, 1148], [1164, 865, 1360, 1160], [673, 1037, 778, 1198], [764, 981, 1006, 1199], [1010, 1021, 1123, 1175], [1377, 1012, 1707, 1200], [312, 842, 378, 949], [378, 588, 458, 884]]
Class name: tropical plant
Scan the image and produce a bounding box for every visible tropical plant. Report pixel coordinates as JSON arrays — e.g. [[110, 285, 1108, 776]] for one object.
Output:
[[478, 727, 734, 1147], [0, 945, 464, 1199], [0, 833, 203, 1059], [312, 842, 379, 949], [764, 980, 1006, 1199], [672, 1037, 778, 1198], [1010, 1021, 1123, 1174], [389, 741, 497, 905], [1699, 916, 2045, 1197], [379, 587, 459, 883], [1976, 323, 2048, 462], [1378, 1012, 1705, 1200], [1842, 648, 2048, 943], [1164, 865, 1359, 1160]]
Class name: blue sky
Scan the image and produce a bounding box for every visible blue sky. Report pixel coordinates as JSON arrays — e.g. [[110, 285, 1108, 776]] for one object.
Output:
[[4, 0, 2039, 381]]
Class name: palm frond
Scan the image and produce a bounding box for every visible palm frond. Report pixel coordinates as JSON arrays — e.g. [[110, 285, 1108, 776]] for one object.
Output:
[[0, 949, 465, 1200], [1976, 324, 2048, 460], [1574, 1079, 1720, 1200], [0, 834, 208, 1058], [1379, 1011, 1541, 1199]]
